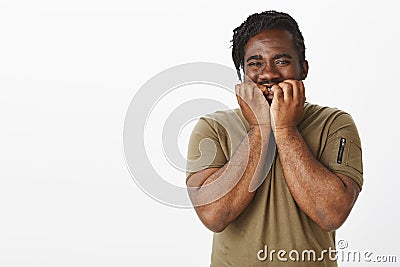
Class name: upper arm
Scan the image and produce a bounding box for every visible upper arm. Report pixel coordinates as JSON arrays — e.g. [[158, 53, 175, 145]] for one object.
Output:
[[186, 117, 227, 183], [320, 113, 363, 190]]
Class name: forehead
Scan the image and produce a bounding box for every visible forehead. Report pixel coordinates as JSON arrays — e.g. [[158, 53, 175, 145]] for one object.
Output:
[[244, 29, 296, 57]]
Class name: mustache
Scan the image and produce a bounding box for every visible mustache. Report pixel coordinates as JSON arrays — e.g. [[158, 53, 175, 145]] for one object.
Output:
[[258, 80, 282, 86]]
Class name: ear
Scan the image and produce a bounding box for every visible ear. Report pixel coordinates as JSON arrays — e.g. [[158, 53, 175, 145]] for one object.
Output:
[[301, 60, 309, 80]]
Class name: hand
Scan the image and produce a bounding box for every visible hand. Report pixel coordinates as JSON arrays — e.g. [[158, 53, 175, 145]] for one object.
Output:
[[235, 82, 271, 127], [270, 80, 306, 132]]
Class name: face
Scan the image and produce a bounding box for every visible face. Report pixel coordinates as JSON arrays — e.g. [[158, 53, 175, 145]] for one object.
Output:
[[243, 29, 308, 104]]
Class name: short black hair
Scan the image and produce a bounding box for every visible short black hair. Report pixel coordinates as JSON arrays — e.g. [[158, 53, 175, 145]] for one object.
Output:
[[231, 10, 306, 80]]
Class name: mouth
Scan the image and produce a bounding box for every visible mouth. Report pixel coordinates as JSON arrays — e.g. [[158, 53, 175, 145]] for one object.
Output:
[[259, 84, 274, 104]]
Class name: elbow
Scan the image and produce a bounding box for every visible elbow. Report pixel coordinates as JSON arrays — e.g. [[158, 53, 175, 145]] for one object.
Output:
[[315, 192, 357, 232], [195, 207, 229, 233], [318, 173, 361, 232], [318, 219, 344, 232], [202, 214, 229, 233], [206, 222, 227, 233], [316, 207, 350, 232]]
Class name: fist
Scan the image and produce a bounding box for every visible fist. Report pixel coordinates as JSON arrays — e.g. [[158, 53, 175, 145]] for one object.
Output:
[[270, 80, 306, 131], [235, 82, 271, 127]]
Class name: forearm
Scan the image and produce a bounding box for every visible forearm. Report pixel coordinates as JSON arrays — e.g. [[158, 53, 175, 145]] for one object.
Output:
[[188, 125, 271, 232], [274, 127, 357, 231]]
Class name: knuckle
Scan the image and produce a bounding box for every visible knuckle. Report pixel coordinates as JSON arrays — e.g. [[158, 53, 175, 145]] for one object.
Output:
[[235, 84, 241, 93], [244, 81, 253, 87], [278, 82, 287, 88]]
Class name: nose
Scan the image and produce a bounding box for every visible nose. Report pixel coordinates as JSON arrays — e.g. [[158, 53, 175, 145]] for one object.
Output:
[[258, 63, 281, 81]]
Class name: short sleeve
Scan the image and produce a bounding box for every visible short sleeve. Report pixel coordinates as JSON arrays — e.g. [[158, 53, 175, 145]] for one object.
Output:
[[185, 118, 228, 183], [320, 113, 364, 189]]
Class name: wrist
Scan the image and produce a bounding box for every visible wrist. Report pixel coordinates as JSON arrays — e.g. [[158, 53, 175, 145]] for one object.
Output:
[[249, 123, 271, 131], [250, 124, 271, 140], [273, 126, 299, 139]]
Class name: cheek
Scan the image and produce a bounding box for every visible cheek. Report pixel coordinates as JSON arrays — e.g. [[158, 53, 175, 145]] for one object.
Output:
[[244, 67, 259, 80], [282, 66, 301, 80], [291, 64, 304, 79]]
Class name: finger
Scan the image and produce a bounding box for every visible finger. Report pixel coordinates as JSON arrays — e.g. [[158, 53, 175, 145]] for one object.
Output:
[[243, 84, 254, 107], [235, 84, 241, 100], [282, 80, 298, 99], [240, 82, 259, 102], [289, 80, 305, 103], [235, 84, 240, 95], [259, 85, 267, 95], [279, 82, 293, 101], [253, 85, 262, 98], [236, 83, 247, 99], [243, 82, 254, 101], [237, 82, 267, 107], [271, 84, 283, 103], [240, 85, 248, 104], [235, 84, 246, 107], [244, 81, 259, 99], [293, 80, 301, 101], [298, 81, 306, 103], [283, 80, 305, 103]]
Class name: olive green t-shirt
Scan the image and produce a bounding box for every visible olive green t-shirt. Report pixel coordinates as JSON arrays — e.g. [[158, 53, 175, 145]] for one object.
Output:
[[186, 103, 363, 267]]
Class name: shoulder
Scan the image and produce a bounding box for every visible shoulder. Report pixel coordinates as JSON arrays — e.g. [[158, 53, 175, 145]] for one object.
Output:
[[301, 103, 357, 133], [299, 103, 361, 156], [202, 108, 245, 124], [303, 103, 350, 120], [199, 108, 249, 133]]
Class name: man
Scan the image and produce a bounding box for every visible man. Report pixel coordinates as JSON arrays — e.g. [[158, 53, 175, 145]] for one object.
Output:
[[186, 11, 363, 266]]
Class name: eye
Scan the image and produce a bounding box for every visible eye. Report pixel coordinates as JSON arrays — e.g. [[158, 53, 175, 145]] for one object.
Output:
[[248, 61, 263, 67], [276, 60, 290, 65]]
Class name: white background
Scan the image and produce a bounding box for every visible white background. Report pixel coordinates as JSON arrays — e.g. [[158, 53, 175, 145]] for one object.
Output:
[[1, 0, 399, 266]]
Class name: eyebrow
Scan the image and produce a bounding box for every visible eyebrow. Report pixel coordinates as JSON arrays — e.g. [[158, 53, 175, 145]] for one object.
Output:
[[272, 53, 293, 60], [246, 53, 293, 62], [246, 55, 262, 62]]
